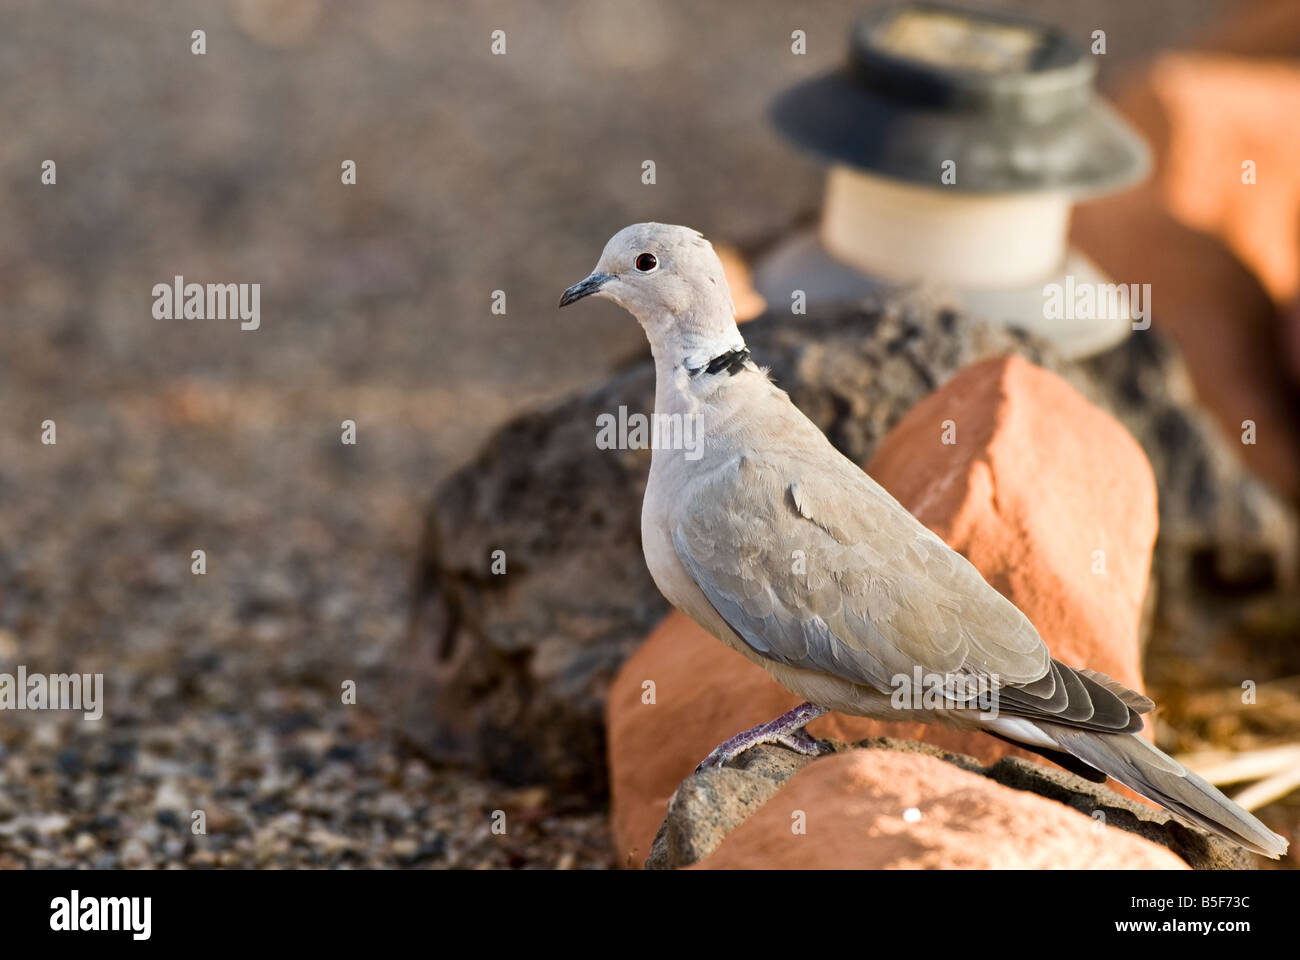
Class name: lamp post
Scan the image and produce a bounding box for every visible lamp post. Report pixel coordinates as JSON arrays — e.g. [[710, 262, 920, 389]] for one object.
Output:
[[757, 3, 1150, 359]]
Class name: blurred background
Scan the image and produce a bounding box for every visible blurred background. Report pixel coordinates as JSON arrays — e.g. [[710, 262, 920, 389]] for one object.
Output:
[[1, 0, 1297, 869]]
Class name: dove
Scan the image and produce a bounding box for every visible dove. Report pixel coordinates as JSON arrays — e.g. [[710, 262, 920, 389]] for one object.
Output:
[[559, 222, 1288, 858]]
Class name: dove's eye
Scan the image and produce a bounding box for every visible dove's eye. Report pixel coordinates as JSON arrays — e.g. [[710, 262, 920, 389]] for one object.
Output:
[[634, 253, 658, 273]]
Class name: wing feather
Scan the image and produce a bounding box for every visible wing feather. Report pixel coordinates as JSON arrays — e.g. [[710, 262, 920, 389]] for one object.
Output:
[[672, 449, 1146, 734], [672, 452, 1048, 690]]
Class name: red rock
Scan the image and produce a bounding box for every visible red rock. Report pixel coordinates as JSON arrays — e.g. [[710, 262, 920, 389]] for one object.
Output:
[[690, 751, 1187, 870], [869, 355, 1156, 691], [607, 355, 1159, 866], [716, 245, 766, 323]]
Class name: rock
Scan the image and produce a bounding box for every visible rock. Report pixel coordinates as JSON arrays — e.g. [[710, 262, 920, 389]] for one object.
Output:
[[653, 740, 1205, 870], [152, 778, 187, 816], [609, 356, 1157, 865], [120, 837, 150, 868], [1071, 47, 1300, 503], [715, 245, 766, 322], [306, 828, 356, 856], [870, 355, 1156, 684], [608, 617, 802, 867], [1079, 329, 1298, 660], [400, 298, 1065, 795], [187, 849, 217, 868], [32, 814, 72, 837], [389, 837, 418, 860], [398, 364, 660, 797], [646, 741, 820, 871]]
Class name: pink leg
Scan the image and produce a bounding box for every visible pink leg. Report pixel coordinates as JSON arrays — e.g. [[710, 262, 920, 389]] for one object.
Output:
[[695, 702, 829, 772]]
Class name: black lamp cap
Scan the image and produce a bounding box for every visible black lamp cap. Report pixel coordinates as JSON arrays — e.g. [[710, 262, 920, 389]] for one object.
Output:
[[770, 3, 1150, 195]]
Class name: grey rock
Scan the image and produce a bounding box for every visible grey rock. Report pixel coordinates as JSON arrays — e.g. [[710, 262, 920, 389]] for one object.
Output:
[[648, 737, 1254, 870], [645, 744, 821, 870], [1080, 331, 1298, 659], [398, 362, 660, 796]]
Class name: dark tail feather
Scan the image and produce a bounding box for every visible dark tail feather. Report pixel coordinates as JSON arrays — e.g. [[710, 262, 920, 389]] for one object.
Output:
[[1038, 723, 1288, 858]]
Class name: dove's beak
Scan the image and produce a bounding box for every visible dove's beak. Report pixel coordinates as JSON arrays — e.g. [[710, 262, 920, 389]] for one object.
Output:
[[559, 272, 614, 308]]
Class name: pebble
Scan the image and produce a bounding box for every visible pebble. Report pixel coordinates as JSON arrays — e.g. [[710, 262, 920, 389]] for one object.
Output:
[[121, 838, 150, 868]]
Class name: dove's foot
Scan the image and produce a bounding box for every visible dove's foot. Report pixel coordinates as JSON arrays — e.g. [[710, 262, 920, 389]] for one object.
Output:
[[695, 701, 829, 773]]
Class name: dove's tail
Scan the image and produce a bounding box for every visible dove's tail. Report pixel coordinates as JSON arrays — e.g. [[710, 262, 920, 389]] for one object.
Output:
[[1027, 722, 1288, 858]]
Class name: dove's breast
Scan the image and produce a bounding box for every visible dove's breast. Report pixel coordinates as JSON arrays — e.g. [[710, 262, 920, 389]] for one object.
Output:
[[640, 460, 710, 620], [640, 470, 898, 716], [638, 368, 792, 640]]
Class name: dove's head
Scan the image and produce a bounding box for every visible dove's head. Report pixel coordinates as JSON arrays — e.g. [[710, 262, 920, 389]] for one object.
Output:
[[560, 222, 742, 367]]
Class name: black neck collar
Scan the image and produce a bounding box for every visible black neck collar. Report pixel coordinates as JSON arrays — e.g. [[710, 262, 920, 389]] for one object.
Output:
[[688, 346, 751, 378]]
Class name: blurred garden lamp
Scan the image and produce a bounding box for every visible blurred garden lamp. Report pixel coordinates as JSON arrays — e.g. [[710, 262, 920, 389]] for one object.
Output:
[[757, 2, 1150, 359]]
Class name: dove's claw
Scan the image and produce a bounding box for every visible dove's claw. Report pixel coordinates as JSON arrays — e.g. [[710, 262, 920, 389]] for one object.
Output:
[[693, 701, 829, 772], [774, 728, 827, 756], [693, 753, 725, 774]]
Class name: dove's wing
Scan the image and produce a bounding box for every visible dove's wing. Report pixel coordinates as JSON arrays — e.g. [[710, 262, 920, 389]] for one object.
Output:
[[672, 446, 1143, 732]]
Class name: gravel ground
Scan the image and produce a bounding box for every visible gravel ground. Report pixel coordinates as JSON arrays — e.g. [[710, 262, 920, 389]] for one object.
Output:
[[0, 0, 1229, 869], [0, 700, 611, 870], [0, 381, 614, 868]]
